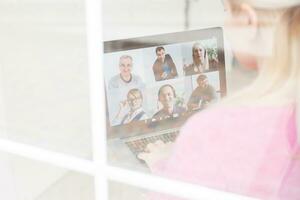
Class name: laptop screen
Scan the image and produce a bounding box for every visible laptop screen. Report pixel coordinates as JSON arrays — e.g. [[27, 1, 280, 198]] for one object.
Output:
[[104, 27, 226, 139]]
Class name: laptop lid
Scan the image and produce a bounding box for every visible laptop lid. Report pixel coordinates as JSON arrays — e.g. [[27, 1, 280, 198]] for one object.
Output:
[[104, 27, 226, 139]]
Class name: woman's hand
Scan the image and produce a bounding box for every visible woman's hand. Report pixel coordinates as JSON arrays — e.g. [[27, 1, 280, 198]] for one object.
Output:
[[138, 140, 174, 170], [114, 100, 128, 119]]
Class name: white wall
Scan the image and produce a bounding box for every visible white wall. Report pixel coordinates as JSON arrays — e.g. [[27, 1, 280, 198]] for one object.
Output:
[[103, 0, 225, 40]]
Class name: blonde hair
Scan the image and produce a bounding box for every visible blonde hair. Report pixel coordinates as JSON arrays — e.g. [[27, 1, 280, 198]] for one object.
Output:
[[228, 0, 284, 27], [221, 5, 300, 142], [223, 5, 300, 104], [127, 88, 143, 101]]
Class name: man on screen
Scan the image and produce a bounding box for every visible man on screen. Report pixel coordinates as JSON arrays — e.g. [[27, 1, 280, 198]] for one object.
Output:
[[152, 84, 186, 121], [152, 47, 178, 81], [108, 55, 144, 90], [187, 74, 217, 111]]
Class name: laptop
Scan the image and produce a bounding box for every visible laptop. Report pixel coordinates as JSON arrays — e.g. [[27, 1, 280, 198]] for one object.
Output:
[[104, 27, 226, 168]]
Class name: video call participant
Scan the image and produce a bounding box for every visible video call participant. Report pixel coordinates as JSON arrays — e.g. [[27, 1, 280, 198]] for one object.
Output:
[[184, 42, 210, 76], [152, 84, 186, 121], [187, 74, 217, 110], [152, 47, 178, 81], [113, 88, 147, 125], [108, 55, 144, 90]]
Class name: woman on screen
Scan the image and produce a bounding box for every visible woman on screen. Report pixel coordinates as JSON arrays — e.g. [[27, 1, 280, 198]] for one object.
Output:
[[114, 88, 147, 125], [139, 1, 300, 199], [183, 42, 210, 76]]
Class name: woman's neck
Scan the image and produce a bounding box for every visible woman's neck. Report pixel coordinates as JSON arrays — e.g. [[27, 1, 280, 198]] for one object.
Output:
[[194, 59, 202, 66], [163, 106, 174, 115]]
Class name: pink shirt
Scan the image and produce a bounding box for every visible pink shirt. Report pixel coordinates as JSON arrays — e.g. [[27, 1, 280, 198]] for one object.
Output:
[[151, 104, 300, 200]]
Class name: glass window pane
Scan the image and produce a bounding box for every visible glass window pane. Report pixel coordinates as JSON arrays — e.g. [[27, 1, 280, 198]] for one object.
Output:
[[109, 181, 191, 200], [103, 1, 279, 200], [0, 0, 92, 158], [104, 0, 231, 171], [0, 151, 94, 200], [37, 172, 94, 200]]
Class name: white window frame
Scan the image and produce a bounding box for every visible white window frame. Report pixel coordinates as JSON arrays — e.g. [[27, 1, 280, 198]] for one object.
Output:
[[0, 0, 258, 199]]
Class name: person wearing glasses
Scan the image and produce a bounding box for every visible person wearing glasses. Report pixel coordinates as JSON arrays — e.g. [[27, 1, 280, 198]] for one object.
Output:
[[113, 88, 147, 125]]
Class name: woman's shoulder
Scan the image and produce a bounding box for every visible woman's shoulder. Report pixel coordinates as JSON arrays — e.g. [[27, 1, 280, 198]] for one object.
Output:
[[154, 103, 297, 191], [189, 103, 294, 122], [184, 63, 194, 71], [181, 103, 295, 139]]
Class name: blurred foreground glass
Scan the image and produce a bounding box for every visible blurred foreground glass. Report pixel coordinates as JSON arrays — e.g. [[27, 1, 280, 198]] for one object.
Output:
[[0, 151, 94, 200], [0, 0, 92, 159], [109, 180, 192, 200]]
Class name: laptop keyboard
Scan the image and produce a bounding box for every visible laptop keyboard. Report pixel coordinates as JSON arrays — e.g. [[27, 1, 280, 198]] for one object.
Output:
[[125, 130, 180, 157]]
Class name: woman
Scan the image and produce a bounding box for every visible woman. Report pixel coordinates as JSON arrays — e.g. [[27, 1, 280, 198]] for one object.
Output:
[[114, 88, 147, 125], [139, 1, 300, 199], [183, 43, 210, 76]]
